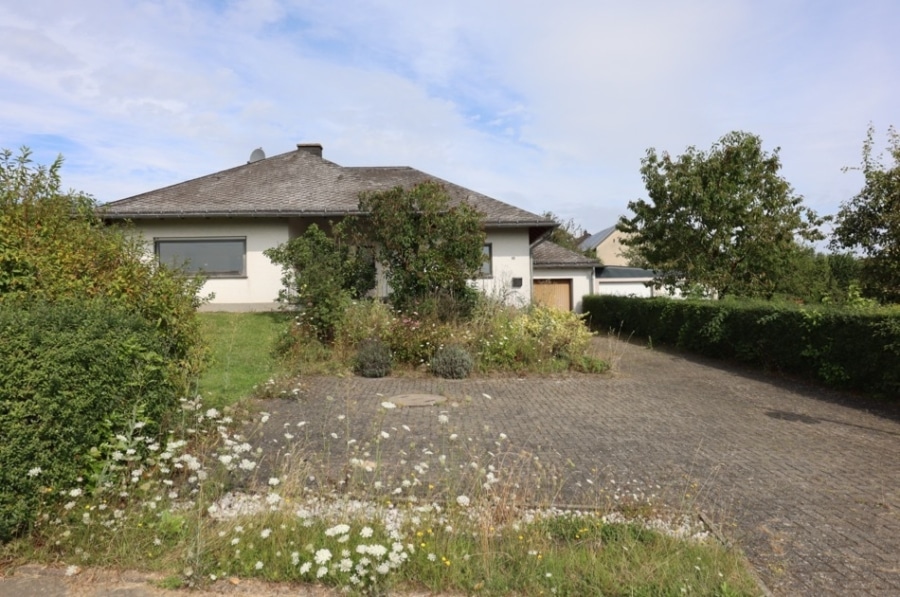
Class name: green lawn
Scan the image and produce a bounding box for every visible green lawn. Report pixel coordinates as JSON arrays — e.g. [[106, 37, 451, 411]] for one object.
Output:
[[196, 311, 288, 407]]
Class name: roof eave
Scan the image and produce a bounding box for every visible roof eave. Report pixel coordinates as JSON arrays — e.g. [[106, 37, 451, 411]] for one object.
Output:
[[103, 211, 557, 227]]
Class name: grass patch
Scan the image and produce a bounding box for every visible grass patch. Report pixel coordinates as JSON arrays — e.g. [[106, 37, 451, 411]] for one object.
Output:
[[196, 312, 289, 407]]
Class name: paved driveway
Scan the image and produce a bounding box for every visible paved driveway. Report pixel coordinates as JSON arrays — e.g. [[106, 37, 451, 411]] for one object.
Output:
[[256, 338, 900, 596]]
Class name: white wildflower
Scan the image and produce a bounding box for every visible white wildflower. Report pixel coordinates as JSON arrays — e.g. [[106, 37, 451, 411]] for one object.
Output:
[[456, 495, 470, 507], [325, 524, 350, 537]]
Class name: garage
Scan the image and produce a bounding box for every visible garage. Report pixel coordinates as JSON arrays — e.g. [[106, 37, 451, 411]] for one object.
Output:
[[533, 278, 573, 311], [530, 240, 598, 312]]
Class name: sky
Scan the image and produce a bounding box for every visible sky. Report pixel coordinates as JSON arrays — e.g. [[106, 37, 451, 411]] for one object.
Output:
[[2, 0, 898, 239]]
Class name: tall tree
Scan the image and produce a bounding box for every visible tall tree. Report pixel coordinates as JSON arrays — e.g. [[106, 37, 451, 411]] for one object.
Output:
[[358, 181, 486, 313], [617, 131, 824, 298], [831, 125, 900, 303]]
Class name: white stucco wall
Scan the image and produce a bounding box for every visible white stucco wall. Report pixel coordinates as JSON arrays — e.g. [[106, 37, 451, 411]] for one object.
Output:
[[532, 267, 593, 313], [595, 279, 655, 298], [132, 218, 288, 308], [471, 228, 533, 307], [127, 220, 537, 308]]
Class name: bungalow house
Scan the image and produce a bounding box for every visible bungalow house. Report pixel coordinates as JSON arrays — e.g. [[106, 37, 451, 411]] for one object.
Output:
[[102, 143, 597, 311]]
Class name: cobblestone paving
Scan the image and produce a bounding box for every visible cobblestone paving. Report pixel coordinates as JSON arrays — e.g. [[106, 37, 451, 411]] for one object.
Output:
[[255, 338, 900, 596]]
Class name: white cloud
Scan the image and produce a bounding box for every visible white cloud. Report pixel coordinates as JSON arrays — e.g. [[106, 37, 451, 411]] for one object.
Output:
[[1, 0, 897, 235]]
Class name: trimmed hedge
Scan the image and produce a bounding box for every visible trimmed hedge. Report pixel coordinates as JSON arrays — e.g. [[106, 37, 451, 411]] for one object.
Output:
[[583, 295, 900, 397], [0, 299, 182, 541]]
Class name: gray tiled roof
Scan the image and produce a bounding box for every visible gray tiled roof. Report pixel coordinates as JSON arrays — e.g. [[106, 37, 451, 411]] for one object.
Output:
[[532, 241, 599, 269], [578, 224, 617, 251], [596, 266, 656, 279], [102, 146, 554, 229]]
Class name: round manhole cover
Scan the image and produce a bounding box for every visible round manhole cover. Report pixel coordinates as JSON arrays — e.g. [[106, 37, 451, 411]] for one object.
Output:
[[388, 393, 447, 407]]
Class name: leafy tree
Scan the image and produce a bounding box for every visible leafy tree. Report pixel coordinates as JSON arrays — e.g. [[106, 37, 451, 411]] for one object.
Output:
[[771, 248, 861, 304], [617, 131, 824, 298], [831, 125, 900, 303], [357, 181, 486, 315], [264, 223, 375, 341], [542, 211, 592, 256]]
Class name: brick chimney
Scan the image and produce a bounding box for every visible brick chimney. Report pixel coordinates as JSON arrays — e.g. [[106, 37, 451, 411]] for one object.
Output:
[[296, 143, 323, 157]]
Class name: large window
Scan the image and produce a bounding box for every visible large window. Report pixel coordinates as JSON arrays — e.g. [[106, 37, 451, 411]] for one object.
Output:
[[155, 238, 246, 277], [480, 243, 492, 277]]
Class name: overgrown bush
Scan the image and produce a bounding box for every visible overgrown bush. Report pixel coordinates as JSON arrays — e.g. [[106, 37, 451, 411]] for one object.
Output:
[[354, 337, 393, 378], [356, 181, 486, 315], [430, 345, 475, 379], [0, 148, 206, 387], [471, 302, 594, 371], [264, 223, 375, 342], [383, 311, 457, 366], [0, 298, 180, 541], [584, 295, 900, 397]]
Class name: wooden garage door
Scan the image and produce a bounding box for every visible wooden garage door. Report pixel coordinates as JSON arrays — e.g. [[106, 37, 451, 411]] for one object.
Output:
[[533, 279, 572, 311]]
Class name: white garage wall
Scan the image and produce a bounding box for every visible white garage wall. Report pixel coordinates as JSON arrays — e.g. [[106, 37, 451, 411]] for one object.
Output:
[[132, 218, 288, 309], [471, 228, 533, 307], [595, 280, 655, 298], [533, 267, 593, 313]]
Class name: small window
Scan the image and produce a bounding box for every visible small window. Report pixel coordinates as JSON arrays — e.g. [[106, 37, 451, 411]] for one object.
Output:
[[480, 244, 492, 277], [155, 238, 246, 277]]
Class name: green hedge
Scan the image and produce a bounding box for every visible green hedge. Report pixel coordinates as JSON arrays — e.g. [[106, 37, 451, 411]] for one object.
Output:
[[0, 299, 182, 541], [583, 295, 900, 397]]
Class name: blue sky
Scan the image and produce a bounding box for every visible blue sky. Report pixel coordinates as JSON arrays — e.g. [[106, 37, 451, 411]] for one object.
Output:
[[2, 0, 898, 238]]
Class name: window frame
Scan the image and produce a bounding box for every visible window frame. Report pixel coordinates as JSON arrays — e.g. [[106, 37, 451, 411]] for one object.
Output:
[[154, 237, 247, 278], [480, 243, 493, 278]]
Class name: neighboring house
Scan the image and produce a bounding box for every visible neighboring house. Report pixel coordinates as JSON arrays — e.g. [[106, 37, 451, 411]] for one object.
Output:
[[102, 143, 555, 311], [531, 240, 599, 313], [578, 224, 630, 266]]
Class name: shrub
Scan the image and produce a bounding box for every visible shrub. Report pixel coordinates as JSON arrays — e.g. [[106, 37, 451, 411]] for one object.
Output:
[[471, 301, 595, 371], [523, 304, 593, 360], [583, 294, 900, 397], [264, 223, 375, 343], [430, 345, 475, 379], [335, 300, 396, 351], [0, 298, 180, 541], [354, 338, 393, 378], [0, 148, 206, 392], [357, 181, 486, 315]]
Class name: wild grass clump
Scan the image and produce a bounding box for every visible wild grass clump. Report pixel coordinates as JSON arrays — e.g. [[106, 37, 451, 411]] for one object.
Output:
[[353, 338, 393, 378], [430, 345, 474, 379]]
